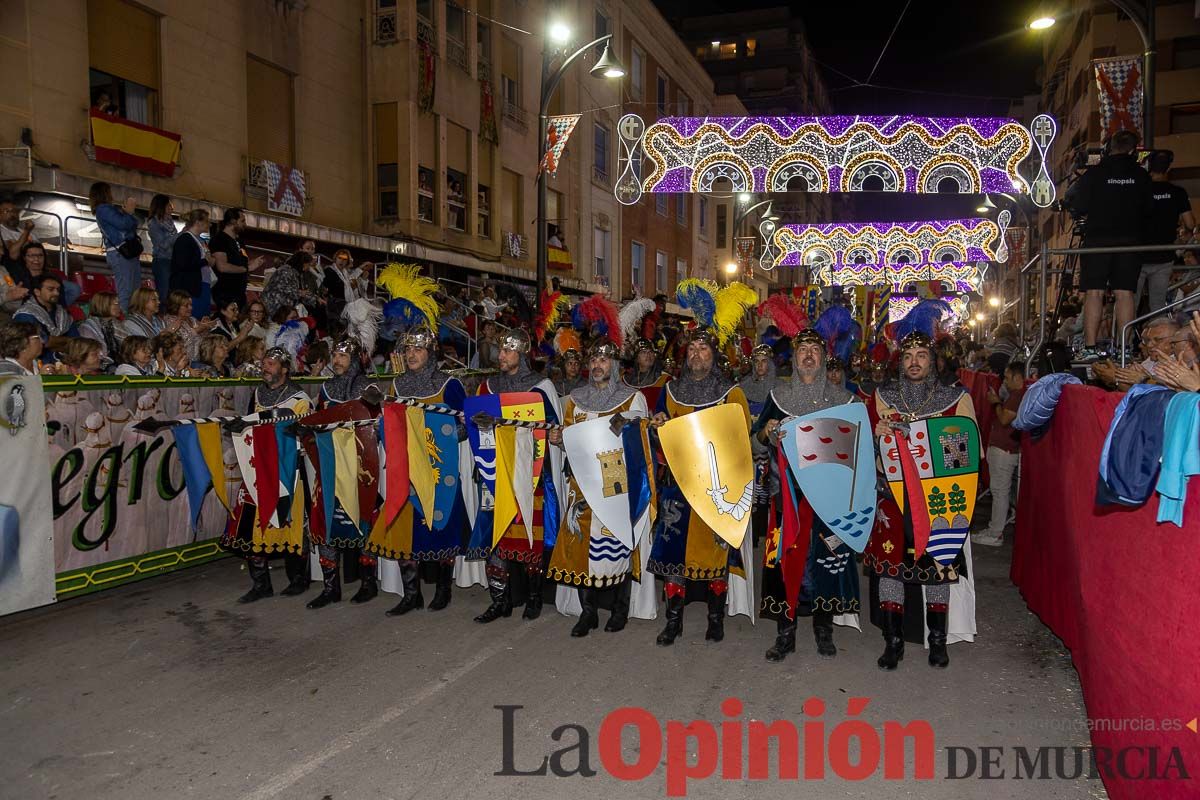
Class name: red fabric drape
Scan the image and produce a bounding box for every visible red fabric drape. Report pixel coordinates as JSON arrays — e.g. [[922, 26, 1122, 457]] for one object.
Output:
[[1012, 384, 1200, 800]]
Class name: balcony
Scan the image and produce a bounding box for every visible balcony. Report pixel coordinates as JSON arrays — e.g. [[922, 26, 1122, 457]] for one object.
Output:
[[373, 8, 397, 45], [502, 101, 528, 133], [447, 37, 468, 72], [592, 165, 609, 185], [502, 231, 528, 259], [417, 15, 435, 47]]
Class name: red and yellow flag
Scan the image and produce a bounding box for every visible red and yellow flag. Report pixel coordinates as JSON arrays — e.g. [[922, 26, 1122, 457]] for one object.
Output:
[[89, 110, 182, 177]]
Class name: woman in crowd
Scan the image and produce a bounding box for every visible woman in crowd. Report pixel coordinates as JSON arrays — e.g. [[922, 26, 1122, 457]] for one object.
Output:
[[14, 242, 79, 308], [114, 335, 155, 376], [0, 320, 43, 375], [120, 287, 165, 341], [262, 251, 308, 317], [89, 181, 142, 312], [193, 334, 232, 378], [58, 337, 103, 376], [147, 194, 177, 304], [211, 297, 252, 347], [322, 249, 367, 320], [162, 290, 216, 361], [151, 330, 191, 377], [77, 291, 121, 368], [242, 300, 268, 340], [233, 336, 265, 377], [169, 208, 213, 314]]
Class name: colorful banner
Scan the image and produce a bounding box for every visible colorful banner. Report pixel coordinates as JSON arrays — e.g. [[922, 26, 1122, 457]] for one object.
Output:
[[0, 377, 57, 616], [265, 161, 306, 217], [1093, 55, 1143, 141], [539, 114, 581, 177], [89, 109, 182, 177]]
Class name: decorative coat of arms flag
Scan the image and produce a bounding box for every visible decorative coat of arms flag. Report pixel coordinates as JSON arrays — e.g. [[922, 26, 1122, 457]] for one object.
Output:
[[879, 415, 981, 566], [562, 414, 646, 552], [465, 392, 547, 546], [1093, 55, 1144, 140], [265, 160, 306, 217], [659, 403, 754, 549], [780, 403, 876, 553], [539, 114, 581, 177]]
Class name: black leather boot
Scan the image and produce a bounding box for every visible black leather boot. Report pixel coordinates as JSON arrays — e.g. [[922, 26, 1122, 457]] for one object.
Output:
[[813, 611, 837, 658], [571, 587, 599, 637], [350, 572, 378, 604], [926, 607, 950, 668], [427, 561, 454, 611], [306, 560, 342, 609], [605, 580, 631, 632], [279, 552, 310, 597], [522, 569, 545, 620], [474, 579, 513, 623], [765, 612, 797, 662], [385, 561, 424, 616], [704, 586, 725, 642], [656, 593, 684, 646], [877, 608, 906, 671], [237, 559, 273, 604]]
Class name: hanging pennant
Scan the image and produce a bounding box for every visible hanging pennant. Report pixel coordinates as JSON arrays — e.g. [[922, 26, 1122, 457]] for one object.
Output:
[[539, 114, 581, 177]]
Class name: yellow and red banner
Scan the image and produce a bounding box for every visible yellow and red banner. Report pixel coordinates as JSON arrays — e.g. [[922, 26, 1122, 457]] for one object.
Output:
[[547, 244, 573, 271], [89, 110, 182, 177]]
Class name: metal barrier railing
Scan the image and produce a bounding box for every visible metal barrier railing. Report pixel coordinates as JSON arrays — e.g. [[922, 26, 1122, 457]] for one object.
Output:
[[1020, 241, 1200, 366]]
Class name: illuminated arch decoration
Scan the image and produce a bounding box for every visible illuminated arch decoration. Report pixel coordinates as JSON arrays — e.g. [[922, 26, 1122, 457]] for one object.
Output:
[[692, 153, 754, 192], [622, 116, 1035, 200], [774, 218, 1005, 269], [824, 261, 984, 292]]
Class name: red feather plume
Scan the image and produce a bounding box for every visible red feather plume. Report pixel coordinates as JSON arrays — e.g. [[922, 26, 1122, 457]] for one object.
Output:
[[574, 294, 623, 347], [757, 294, 810, 338]]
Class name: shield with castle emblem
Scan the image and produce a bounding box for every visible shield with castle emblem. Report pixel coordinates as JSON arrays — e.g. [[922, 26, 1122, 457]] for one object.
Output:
[[879, 414, 981, 566], [562, 414, 646, 551]]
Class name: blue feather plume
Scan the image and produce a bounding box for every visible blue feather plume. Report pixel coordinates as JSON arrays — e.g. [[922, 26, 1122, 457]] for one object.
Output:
[[675, 280, 716, 328], [814, 304, 861, 363], [894, 299, 952, 342], [383, 298, 429, 327]]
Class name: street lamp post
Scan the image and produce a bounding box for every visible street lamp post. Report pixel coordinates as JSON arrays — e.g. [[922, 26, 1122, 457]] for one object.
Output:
[[536, 32, 624, 295]]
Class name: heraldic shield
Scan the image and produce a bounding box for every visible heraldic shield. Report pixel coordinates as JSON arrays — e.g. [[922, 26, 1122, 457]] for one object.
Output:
[[464, 392, 546, 511], [413, 407, 461, 531], [562, 414, 646, 552], [879, 415, 981, 566], [659, 403, 754, 549], [780, 402, 876, 553]]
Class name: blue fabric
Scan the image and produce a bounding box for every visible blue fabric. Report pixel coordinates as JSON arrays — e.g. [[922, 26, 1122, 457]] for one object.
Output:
[[315, 431, 337, 536], [152, 256, 172, 304], [94, 204, 138, 248], [275, 422, 299, 526], [536, 387, 561, 548], [623, 420, 652, 525], [1156, 392, 1200, 527], [107, 249, 142, 312], [1096, 385, 1173, 507], [171, 424, 211, 529], [1013, 372, 1082, 434]]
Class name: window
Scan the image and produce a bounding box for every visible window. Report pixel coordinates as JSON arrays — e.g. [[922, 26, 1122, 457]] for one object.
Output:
[[447, 122, 469, 231], [630, 45, 645, 100], [373, 103, 398, 218], [1173, 36, 1200, 70], [656, 71, 668, 115], [446, 2, 467, 70], [246, 56, 295, 167], [678, 91, 691, 116], [656, 193, 668, 216], [594, 9, 610, 56], [716, 203, 728, 248], [501, 168, 521, 237], [699, 196, 708, 231], [1169, 104, 1200, 134], [631, 241, 645, 290], [656, 250, 667, 291], [478, 143, 493, 237], [547, 189, 563, 243], [477, 20, 492, 64], [676, 195, 687, 226], [676, 257, 687, 282], [501, 36, 520, 108], [719, 42, 737, 59], [745, 37, 757, 57], [593, 124, 609, 182], [593, 227, 610, 282], [416, 0, 432, 21], [417, 112, 436, 223], [87, 0, 160, 125]]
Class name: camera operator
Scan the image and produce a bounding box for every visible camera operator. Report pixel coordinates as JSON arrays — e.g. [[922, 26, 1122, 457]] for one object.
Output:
[[1141, 150, 1196, 313], [1062, 129, 1154, 362]]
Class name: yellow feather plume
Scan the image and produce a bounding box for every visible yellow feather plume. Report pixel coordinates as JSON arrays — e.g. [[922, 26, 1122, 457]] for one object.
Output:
[[377, 262, 440, 328], [713, 282, 757, 346]]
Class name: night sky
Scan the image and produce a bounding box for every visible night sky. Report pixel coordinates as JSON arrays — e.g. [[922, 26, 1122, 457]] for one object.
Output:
[[654, 0, 1048, 222]]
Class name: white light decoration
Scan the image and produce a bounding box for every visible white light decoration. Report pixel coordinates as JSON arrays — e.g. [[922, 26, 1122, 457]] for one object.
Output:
[[617, 116, 1036, 199], [1028, 114, 1058, 208]]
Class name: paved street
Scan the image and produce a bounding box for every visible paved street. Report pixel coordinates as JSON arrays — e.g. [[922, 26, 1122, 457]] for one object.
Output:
[[1, 542, 1105, 799]]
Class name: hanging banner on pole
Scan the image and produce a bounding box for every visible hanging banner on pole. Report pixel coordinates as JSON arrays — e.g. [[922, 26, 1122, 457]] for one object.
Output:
[[1093, 55, 1144, 141], [539, 114, 581, 177]]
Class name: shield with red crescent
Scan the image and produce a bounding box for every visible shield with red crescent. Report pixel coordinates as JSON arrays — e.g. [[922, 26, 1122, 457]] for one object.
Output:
[[779, 402, 876, 552]]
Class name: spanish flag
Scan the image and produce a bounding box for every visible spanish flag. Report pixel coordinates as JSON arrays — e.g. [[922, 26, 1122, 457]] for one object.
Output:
[[89, 109, 182, 178], [547, 244, 573, 272]]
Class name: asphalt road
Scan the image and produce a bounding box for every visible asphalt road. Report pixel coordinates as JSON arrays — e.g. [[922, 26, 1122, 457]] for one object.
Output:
[[0, 541, 1105, 799]]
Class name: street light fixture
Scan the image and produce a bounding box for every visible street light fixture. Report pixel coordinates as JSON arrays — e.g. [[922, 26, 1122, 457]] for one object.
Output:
[[1028, 16, 1056, 30], [737, 192, 752, 204], [725, 261, 739, 275], [976, 196, 997, 214], [536, 32, 625, 294], [989, 296, 1001, 307]]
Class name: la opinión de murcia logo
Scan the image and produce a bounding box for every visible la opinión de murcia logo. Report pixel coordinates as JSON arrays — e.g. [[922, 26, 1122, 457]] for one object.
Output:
[[495, 699, 1191, 796]]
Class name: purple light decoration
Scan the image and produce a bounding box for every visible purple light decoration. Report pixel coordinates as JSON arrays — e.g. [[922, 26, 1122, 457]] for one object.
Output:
[[775, 218, 1000, 267]]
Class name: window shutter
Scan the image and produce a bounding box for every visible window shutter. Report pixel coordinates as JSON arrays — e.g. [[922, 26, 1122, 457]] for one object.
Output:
[[87, 0, 159, 89], [246, 56, 294, 166]]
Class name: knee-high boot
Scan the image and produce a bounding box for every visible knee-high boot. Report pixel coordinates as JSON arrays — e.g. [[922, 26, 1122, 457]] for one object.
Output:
[[237, 557, 273, 604], [306, 549, 342, 609], [522, 561, 546, 620], [813, 610, 836, 658], [926, 605, 950, 668], [385, 561, 424, 616], [877, 605, 906, 670], [427, 560, 454, 611], [705, 580, 727, 642], [765, 611, 797, 662], [605, 579, 631, 632], [656, 585, 685, 646], [571, 586, 599, 637], [279, 551, 310, 597], [350, 554, 378, 604], [474, 562, 512, 623]]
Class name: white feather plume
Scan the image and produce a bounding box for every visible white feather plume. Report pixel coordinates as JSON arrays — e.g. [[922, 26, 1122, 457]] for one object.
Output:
[[342, 298, 383, 355], [619, 297, 656, 344]]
